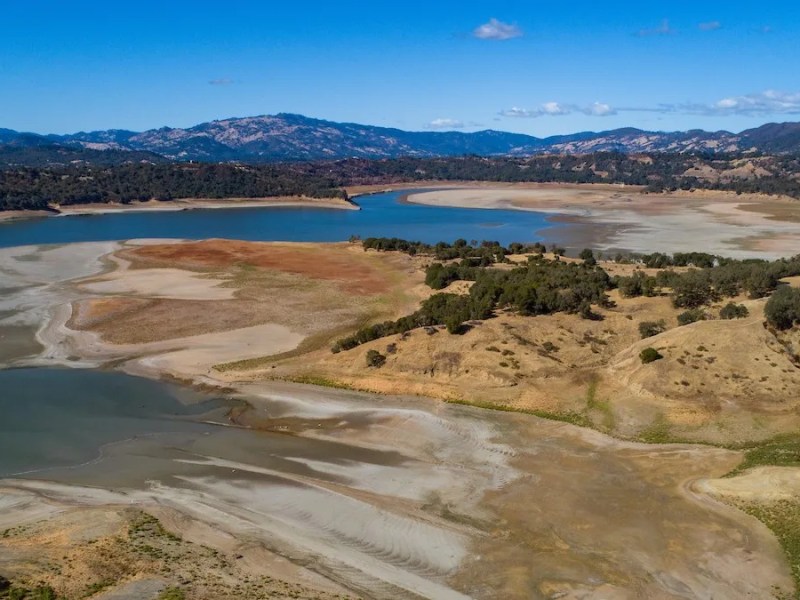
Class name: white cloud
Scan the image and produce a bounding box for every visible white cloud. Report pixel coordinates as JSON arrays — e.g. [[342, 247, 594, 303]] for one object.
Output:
[[541, 102, 571, 115], [427, 118, 465, 130], [704, 90, 800, 115], [499, 90, 800, 120], [473, 18, 523, 41], [209, 78, 234, 86], [499, 101, 616, 118], [502, 102, 576, 118], [698, 21, 722, 31], [637, 19, 674, 37], [499, 107, 539, 118], [584, 102, 617, 116]]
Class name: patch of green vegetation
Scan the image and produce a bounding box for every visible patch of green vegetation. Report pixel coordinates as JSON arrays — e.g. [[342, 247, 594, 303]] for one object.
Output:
[[637, 414, 673, 443], [727, 434, 800, 476], [584, 377, 615, 431], [82, 581, 113, 598], [445, 398, 591, 428], [639, 347, 663, 364], [737, 500, 800, 598], [638, 320, 667, 339], [0, 585, 58, 600], [157, 587, 186, 600], [128, 512, 180, 542], [284, 374, 353, 390], [365, 349, 386, 368]]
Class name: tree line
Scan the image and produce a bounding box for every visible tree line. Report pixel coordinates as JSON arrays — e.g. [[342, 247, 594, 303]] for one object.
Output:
[[0, 163, 346, 211], [332, 239, 800, 352], [3, 151, 800, 211], [333, 241, 613, 352]]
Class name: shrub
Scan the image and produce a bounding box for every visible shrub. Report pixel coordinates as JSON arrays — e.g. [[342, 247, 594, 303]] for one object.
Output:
[[765, 286, 800, 330], [677, 308, 706, 326], [640, 347, 663, 364], [158, 588, 187, 600], [639, 320, 667, 339], [445, 315, 466, 334], [617, 272, 658, 298], [365, 350, 386, 368], [672, 270, 713, 308], [541, 341, 559, 353], [719, 302, 749, 320], [579, 248, 596, 266]]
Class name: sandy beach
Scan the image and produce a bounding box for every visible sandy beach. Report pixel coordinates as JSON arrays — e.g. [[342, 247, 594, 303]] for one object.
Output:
[[406, 185, 800, 259], [0, 196, 358, 223]]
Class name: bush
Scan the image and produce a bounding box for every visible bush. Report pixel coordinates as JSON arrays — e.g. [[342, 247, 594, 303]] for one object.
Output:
[[158, 588, 187, 600], [365, 349, 386, 368], [765, 286, 800, 330], [677, 308, 706, 326], [719, 302, 749, 320], [639, 347, 663, 364], [672, 270, 713, 308], [617, 272, 658, 298], [579, 248, 596, 266], [639, 320, 667, 339]]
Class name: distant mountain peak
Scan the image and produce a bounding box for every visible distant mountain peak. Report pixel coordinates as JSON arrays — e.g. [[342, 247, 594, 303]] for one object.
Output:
[[2, 114, 799, 164]]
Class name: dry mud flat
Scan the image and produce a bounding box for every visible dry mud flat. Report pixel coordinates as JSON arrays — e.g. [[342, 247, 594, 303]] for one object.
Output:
[[406, 186, 800, 260], [0, 240, 798, 598], [1, 384, 795, 599]]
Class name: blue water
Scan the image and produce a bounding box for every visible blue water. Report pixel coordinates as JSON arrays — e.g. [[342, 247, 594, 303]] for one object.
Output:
[[0, 190, 557, 248]]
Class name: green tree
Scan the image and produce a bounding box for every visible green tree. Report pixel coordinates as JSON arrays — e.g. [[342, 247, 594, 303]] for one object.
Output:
[[639, 347, 663, 364], [639, 320, 667, 339], [765, 286, 800, 330], [366, 349, 387, 368], [719, 302, 749, 320], [672, 271, 713, 308], [677, 308, 706, 326], [579, 248, 596, 266]]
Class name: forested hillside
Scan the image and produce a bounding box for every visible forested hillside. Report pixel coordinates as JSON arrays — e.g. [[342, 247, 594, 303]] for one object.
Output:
[[0, 163, 346, 210], [2, 152, 799, 211]]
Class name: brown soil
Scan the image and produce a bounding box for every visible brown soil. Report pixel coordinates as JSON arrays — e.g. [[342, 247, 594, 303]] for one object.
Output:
[[125, 240, 390, 295], [70, 241, 423, 349]]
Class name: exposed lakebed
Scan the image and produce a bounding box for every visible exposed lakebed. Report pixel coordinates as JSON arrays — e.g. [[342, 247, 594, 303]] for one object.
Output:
[[0, 205, 797, 597]]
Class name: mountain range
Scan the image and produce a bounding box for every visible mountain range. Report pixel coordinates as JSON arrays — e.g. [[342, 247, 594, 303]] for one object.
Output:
[[2, 113, 800, 165]]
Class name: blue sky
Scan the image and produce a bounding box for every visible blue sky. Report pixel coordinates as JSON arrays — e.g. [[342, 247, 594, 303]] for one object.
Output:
[[2, 1, 798, 136]]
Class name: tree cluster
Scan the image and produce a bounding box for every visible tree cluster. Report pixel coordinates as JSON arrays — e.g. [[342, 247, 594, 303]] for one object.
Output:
[[0, 163, 346, 211], [333, 245, 613, 352], [765, 286, 800, 330]]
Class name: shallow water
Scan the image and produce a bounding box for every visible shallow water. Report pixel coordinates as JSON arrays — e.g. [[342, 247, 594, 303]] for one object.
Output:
[[0, 190, 556, 248], [0, 368, 229, 477], [0, 325, 41, 362]]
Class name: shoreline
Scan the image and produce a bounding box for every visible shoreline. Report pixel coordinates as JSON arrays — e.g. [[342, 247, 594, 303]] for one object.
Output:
[[0, 196, 359, 222], [404, 186, 800, 259]]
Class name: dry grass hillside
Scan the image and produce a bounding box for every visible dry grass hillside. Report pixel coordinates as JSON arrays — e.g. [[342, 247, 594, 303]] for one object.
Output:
[[245, 255, 800, 446]]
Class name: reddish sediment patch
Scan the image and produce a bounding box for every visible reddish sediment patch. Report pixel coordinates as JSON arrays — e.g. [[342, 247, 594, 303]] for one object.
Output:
[[126, 240, 389, 295]]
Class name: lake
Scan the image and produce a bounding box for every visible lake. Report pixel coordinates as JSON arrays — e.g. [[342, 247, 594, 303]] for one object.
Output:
[[0, 367, 229, 478], [0, 190, 556, 248]]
